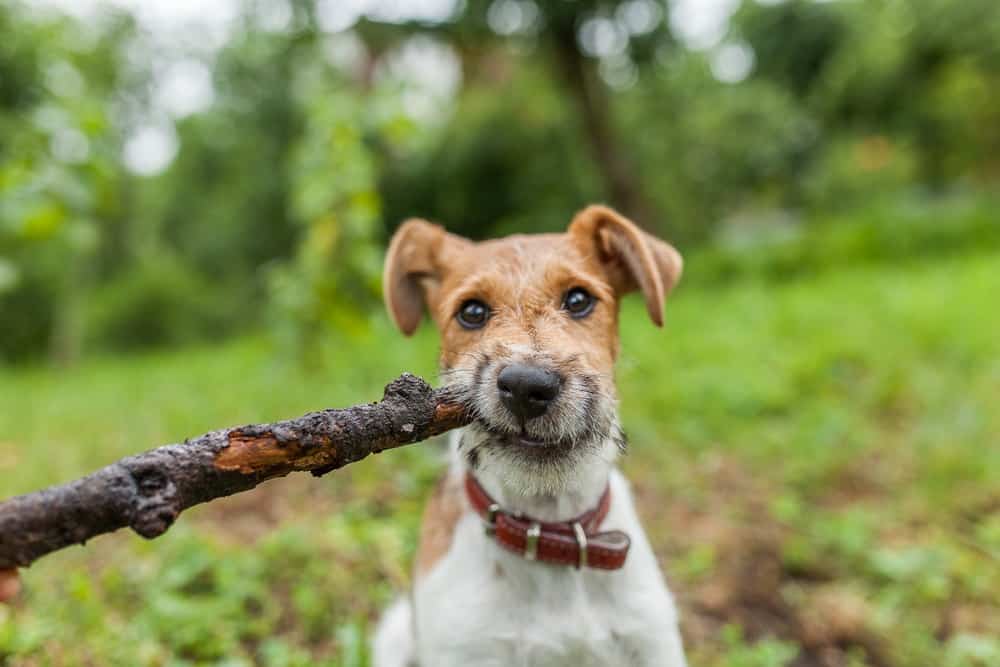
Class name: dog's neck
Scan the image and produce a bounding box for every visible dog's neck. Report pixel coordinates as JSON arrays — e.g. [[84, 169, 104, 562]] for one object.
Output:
[[449, 429, 615, 523]]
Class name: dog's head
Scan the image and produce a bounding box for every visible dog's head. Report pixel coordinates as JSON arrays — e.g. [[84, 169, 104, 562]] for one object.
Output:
[[383, 205, 682, 494]]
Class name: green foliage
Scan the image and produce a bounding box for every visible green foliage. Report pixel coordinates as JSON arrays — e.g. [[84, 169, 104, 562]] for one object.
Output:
[[2, 0, 1000, 363], [0, 4, 137, 363], [711, 625, 799, 667], [692, 193, 1000, 286], [2, 249, 997, 665], [733, 0, 849, 98], [620, 68, 816, 241], [154, 31, 304, 282], [86, 253, 237, 351], [379, 69, 602, 240], [736, 0, 1000, 187], [267, 64, 397, 360]]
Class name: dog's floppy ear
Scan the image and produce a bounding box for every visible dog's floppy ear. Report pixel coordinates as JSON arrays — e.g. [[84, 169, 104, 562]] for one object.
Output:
[[568, 205, 683, 327], [383, 218, 467, 335]]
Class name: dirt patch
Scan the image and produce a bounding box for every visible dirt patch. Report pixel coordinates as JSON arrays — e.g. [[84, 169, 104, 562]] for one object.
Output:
[[819, 451, 895, 509], [189, 472, 358, 544], [633, 454, 891, 666], [937, 602, 1000, 640]]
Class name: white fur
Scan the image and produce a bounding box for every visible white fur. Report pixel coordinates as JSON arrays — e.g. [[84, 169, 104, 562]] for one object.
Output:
[[371, 596, 416, 667], [373, 431, 687, 667]]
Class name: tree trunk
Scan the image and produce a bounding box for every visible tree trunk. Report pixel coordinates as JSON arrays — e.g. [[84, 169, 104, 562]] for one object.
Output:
[[551, 24, 657, 229]]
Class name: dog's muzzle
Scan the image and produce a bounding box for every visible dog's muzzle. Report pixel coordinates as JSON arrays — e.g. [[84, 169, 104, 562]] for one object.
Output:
[[496, 364, 561, 421]]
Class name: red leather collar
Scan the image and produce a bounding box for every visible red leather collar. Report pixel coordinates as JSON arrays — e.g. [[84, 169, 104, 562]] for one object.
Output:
[[464, 473, 630, 570]]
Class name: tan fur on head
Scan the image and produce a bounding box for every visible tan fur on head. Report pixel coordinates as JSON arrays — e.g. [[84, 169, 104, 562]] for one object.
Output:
[[383, 205, 682, 336]]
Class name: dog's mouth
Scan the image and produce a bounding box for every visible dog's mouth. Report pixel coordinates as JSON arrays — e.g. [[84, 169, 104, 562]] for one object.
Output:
[[478, 421, 578, 450], [516, 433, 552, 448], [443, 359, 616, 459]]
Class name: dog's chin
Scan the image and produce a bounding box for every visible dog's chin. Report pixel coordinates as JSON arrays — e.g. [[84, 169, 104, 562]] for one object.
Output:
[[462, 419, 618, 496]]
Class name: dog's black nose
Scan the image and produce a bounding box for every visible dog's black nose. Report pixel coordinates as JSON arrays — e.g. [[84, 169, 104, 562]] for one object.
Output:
[[497, 364, 561, 421]]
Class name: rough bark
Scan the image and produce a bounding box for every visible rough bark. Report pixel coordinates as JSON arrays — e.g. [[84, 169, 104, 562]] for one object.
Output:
[[0, 374, 470, 570]]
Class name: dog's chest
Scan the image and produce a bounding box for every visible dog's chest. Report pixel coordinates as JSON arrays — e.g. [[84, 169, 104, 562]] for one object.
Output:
[[413, 509, 677, 667]]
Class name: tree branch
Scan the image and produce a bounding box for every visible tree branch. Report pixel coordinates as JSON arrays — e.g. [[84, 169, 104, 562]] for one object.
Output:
[[0, 374, 470, 570]]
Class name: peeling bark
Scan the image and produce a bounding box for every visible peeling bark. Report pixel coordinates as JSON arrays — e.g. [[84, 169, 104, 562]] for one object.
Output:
[[0, 374, 470, 570]]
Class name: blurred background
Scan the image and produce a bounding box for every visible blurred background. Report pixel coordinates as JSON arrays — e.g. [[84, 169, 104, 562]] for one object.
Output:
[[0, 0, 998, 665]]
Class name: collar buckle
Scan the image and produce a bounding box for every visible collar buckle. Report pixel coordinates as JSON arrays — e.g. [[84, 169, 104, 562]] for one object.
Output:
[[483, 503, 501, 536], [464, 472, 628, 570]]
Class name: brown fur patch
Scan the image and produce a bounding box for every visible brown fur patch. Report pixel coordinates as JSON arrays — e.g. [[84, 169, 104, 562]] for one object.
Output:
[[415, 473, 466, 577]]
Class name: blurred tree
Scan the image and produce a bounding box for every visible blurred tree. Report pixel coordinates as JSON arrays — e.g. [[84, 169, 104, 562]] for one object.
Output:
[[733, 0, 848, 99], [156, 33, 302, 283], [379, 67, 602, 240], [267, 58, 392, 363], [0, 4, 138, 364], [734, 0, 1000, 192], [1, 0, 998, 365], [621, 61, 817, 240], [356, 0, 677, 230], [530, 0, 669, 227]]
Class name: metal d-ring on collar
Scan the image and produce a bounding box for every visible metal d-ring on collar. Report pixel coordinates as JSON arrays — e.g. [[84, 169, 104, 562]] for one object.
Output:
[[484, 503, 501, 536], [572, 521, 588, 569], [525, 522, 541, 560]]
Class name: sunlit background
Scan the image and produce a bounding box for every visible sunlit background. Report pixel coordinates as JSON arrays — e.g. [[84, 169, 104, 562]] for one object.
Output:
[[1, 1, 998, 665]]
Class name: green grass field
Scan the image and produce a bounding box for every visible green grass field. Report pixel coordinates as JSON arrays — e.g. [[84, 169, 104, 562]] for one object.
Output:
[[2, 250, 998, 666]]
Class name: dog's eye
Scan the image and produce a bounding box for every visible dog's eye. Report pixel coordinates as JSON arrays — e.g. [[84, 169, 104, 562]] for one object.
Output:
[[563, 287, 596, 318], [456, 299, 490, 329]]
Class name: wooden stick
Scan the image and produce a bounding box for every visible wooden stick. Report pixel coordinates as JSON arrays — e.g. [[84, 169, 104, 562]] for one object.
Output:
[[0, 374, 470, 569]]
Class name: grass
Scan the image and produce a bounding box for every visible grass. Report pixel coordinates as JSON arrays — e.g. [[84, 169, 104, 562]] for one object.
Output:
[[1, 249, 998, 666]]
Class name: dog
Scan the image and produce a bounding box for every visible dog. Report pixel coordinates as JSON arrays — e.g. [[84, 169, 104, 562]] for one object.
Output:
[[371, 205, 687, 667]]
